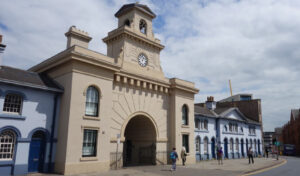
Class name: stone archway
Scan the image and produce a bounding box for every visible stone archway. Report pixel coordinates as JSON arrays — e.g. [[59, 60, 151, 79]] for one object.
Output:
[[123, 115, 157, 166]]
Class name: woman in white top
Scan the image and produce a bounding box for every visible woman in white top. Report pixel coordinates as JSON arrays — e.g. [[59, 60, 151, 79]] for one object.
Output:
[[181, 147, 187, 166]]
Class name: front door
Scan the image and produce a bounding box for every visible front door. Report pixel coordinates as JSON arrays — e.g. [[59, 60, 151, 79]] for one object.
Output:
[[224, 140, 228, 158], [211, 139, 215, 159], [28, 137, 45, 172], [241, 142, 244, 157]]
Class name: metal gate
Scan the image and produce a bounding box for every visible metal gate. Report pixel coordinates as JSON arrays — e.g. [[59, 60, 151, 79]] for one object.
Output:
[[139, 143, 156, 165]]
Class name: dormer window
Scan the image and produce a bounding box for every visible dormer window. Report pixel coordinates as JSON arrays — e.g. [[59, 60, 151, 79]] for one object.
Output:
[[139, 19, 147, 34], [124, 19, 130, 27]]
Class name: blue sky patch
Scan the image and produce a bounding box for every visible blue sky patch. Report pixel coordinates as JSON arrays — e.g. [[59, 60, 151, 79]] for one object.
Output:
[[0, 22, 8, 31]]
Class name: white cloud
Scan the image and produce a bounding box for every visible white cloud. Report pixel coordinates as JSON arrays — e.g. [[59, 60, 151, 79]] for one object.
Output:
[[1, 0, 300, 131], [156, 0, 300, 131]]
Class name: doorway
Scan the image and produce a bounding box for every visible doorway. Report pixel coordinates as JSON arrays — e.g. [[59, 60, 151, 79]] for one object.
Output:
[[123, 115, 157, 166], [224, 138, 228, 158], [211, 138, 216, 159], [28, 131, 46, 173]]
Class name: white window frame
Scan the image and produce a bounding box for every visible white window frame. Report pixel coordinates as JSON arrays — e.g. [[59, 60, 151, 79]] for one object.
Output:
[[85, 86, 99, 117], [204, 138, 208, 154], [3, 94, 23, 114], [0, 130, 16, 160], [82, 129, 98, 157], [195, 137, 200, 152]]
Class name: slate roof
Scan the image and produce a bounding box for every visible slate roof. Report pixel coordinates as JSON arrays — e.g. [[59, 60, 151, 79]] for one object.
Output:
[[0, 66, 63, 92], [194, 105, 216, 117], [115, 3, 156, 18], [214, 108, 230, 115], [194, 104, 260, 125]]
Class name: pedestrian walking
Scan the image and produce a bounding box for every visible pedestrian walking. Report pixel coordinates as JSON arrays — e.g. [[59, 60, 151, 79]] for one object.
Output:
[[217, 146, 223, 165], [248, 147, 254, 164], [181, 147, 187, 166], [170, 147, 179, 171], [265, 147, 269, 158]]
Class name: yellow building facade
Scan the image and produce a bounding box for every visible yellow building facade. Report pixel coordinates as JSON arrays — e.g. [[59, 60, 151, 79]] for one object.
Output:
[[30, 3, 199, 175]]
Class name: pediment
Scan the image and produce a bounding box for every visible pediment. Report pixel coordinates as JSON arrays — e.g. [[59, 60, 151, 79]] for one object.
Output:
[[221, 108, 247, 121]]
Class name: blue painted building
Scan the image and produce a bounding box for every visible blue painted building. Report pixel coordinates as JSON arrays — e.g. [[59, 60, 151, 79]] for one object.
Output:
[[0, 66, 63, 175], [194, 96, 263, 161]]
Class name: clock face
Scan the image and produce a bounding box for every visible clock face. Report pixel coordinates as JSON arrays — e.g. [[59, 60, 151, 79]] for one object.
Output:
[[138, 54, 148, 67]]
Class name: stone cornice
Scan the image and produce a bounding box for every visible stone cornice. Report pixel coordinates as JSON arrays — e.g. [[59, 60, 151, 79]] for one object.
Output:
[[169, 78, 199, 94], [114, 73, 169, 94], [29, 45, 121, 73], [103, 26, 164, 51]]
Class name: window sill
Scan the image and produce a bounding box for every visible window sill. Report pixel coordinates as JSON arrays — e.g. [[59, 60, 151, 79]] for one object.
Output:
[[83, 116, 100, 121], [195, 129, 209, 133], [248, 134, 256, 136], [80, 156, 98, 161], [0, 159, 14, 165], [0, 113, 26, 120], [181, 125, 189, 128], [222, 131, 244, 135]]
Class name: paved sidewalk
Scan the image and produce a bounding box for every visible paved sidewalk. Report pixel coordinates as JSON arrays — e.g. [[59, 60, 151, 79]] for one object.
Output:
[[28, 157, 285, 176]]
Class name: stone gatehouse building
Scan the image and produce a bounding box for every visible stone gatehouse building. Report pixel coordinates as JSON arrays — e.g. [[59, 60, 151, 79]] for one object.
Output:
[[30, 3, 198, 175]]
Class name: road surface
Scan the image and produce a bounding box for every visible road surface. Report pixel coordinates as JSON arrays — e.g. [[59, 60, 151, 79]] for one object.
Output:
[[253, 156, 300, 176]]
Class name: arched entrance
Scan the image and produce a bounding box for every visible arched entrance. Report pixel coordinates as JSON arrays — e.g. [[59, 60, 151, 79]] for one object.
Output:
[[211, 138, 216, 159], [241, 139, 244, 157], [123, 115, 157, 166], [224, 138, 228, 159], [246, 139, 249, 155], [28, 131, 46, 173], [258, 140, 261, 155]]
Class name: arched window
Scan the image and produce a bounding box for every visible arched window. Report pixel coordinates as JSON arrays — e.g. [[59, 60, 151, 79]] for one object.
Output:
[[124, 19, 130, 27], [224, 125, 228, 132], [204, 120, 208, 130], [204, 137, 208, 154], [182, 105, 188, 125], [195, 136, 201, 152], [139, 19, 147, 34], [230, 138, 234, 152], [3, 94, 23, 114], [200, 120, 204, 129], [85, 86, 99, 116], [235, 138, 239, 151], [195, 119, 200, 129], [0, 130, 16, 160]]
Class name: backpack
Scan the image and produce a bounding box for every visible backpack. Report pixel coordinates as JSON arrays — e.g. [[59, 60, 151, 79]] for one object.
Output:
[[170, 152, 176, 159]]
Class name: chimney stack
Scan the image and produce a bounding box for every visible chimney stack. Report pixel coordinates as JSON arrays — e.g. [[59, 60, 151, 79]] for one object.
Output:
[[65, 26, 92, 49], [0, 35, 6, 53], [0, 35, 6, 68], [206, 96, 216, 110]]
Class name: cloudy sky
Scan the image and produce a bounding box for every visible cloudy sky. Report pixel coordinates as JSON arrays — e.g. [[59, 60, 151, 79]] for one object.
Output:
[[1, 0, 300, 131]]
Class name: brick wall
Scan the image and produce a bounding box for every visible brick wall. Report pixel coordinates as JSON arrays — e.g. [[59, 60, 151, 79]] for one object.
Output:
[[216, 99, 262, 123], [281, 110, 300, 155]]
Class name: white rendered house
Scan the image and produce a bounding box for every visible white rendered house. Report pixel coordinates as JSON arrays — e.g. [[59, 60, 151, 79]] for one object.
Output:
[[194, 97, 263, 161]]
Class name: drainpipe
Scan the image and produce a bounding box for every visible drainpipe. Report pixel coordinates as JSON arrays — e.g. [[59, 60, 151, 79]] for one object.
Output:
[[48, 94, 58, 173], [216, 118, 220, 146]]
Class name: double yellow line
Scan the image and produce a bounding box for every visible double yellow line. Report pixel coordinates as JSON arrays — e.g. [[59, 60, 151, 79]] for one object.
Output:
[[240, 159, 287, 176]]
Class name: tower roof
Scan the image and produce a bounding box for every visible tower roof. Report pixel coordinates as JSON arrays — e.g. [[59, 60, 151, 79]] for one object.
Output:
[[115, 3, 156, 18]]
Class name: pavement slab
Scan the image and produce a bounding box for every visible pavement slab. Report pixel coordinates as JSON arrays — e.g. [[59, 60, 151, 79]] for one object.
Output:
[[27, 157, 285, 176]]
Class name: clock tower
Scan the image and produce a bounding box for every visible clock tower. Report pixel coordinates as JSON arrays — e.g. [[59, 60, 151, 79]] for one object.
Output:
[[103, 3, 165, 80]]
